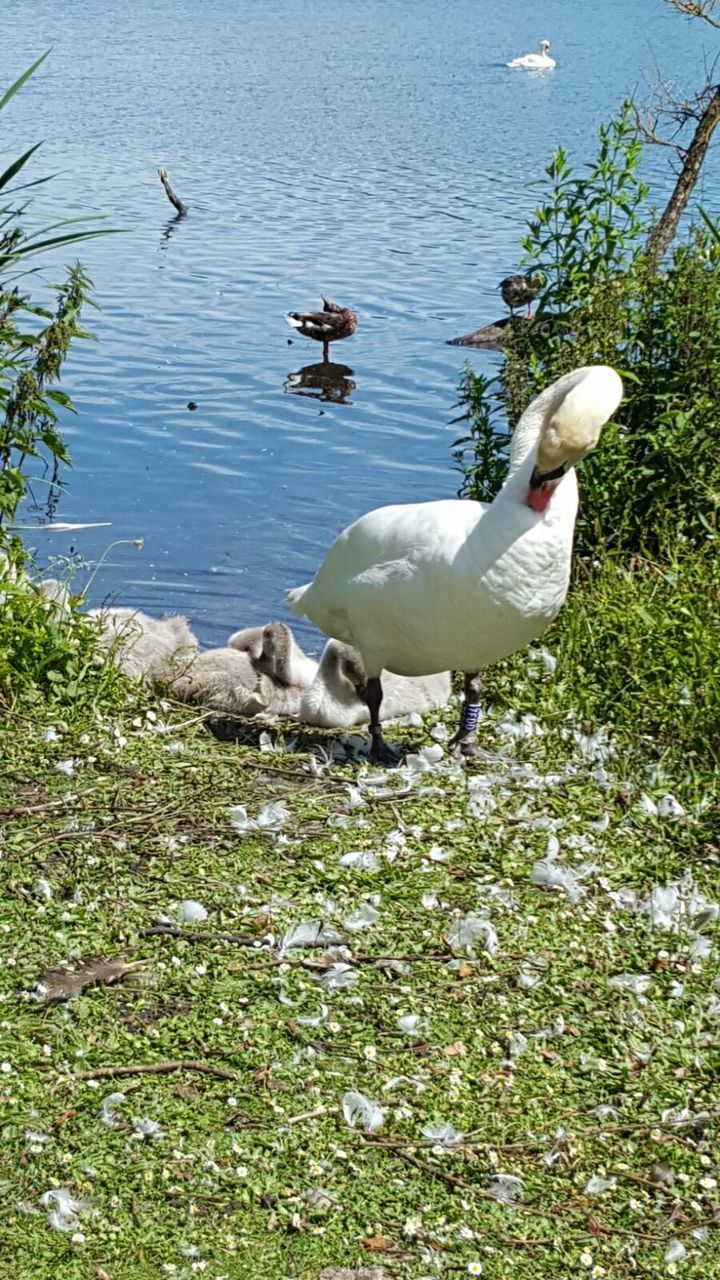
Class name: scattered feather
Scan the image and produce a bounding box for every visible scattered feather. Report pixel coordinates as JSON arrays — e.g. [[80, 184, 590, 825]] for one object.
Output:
[[487, 1173, 523, 1204], [339, 849, 380, 871], [99, 1092, 126, 1126], [279, 921, 343, 955], [342, 1090, 384, 1133], [31, 955, 137, 1003], [422, 1120, 463, 1147], [656, 794, 686, 819], [531, 849, 597, 905], [132, 1116, 163, 1139], [447, 913, 498, 957], [229, 801, 289, 835], [321, 963, 358, 992], [608, 973, 652, 995], [343, 904, 380, 932], [397, 1013, 426, 1037], [176, 899, 208, 924], [39, 1186, 88, 1232], [585, 1173, 617, 1196]]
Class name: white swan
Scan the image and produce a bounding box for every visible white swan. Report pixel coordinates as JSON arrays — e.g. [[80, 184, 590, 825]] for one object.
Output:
[[299, 639, 451, 728], [289, 365, 623, 762], [507, 39, 556, 70], [89, 607, 198, 684]]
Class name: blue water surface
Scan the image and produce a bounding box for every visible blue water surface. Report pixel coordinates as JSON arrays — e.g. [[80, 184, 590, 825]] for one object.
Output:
[[4, 0, 718, 649]]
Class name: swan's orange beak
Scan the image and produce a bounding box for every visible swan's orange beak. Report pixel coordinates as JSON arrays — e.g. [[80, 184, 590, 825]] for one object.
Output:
[[527, 464, 566, 512]]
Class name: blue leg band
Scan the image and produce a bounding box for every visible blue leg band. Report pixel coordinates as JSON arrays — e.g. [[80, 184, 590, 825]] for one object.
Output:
[[460, 702, 481, 737]]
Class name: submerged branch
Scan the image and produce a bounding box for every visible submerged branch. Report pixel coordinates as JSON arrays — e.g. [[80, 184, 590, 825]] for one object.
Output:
[[158, 168, 188, 216]]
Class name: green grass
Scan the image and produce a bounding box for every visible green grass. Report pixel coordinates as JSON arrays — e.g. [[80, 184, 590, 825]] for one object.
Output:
[[1, 666, 718, 1280]]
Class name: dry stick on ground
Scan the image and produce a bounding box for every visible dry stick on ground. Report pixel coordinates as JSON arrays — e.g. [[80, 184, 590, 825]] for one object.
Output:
[[158, 168, 188, 216], [142, 924, 260, 946], [71, 1059, 237, 1082]]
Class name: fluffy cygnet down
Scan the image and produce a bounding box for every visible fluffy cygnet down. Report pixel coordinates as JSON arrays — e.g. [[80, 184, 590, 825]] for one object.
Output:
[[36, 577, 72, 615], [227, 620, 318, 716], [171, 646, 271, 717], [88, 607, 198, 684], [299, 639, 451, 728]]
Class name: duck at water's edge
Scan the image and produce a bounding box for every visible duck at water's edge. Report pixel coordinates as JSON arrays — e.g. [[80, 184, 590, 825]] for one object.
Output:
[[286, 295, 357, 363], [499, 272, 543, 318], [288, 366, 623, 765]]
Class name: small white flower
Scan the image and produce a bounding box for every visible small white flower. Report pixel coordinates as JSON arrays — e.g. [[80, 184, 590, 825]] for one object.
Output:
[[363, 1045, 377, 1061], [403, 1216, 422, 1237], [235, 1165, 248, 1178], [468, 1264, 483, 1276], [699, 1175, 717, 1190], [579, 1252, 593, 1268], [0, 1061, 12, 1074]]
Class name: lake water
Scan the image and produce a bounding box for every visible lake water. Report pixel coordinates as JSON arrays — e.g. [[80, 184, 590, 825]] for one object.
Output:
[[5, 0, 718, 650]]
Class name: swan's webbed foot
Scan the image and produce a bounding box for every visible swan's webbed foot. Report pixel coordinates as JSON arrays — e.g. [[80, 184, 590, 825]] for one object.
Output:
[[369, 733, 400, 767], [450, 738, 501, 763]]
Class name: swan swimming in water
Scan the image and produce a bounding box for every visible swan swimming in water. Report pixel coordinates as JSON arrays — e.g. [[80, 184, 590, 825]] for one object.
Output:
[[299, 639, 451, 728], [288, 366, 623, 764], [507, 39, 556, 70]]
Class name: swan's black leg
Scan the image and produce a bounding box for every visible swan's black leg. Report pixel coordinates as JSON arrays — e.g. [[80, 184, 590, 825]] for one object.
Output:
[[450, 671, 488, 758], [364, 676, 399, 766]]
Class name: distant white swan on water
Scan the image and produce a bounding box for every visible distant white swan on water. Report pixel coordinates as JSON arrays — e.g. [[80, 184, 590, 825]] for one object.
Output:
[[507, 39, 556, 70]]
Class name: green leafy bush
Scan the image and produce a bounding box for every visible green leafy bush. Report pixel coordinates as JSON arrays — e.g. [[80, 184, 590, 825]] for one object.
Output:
[[457, 104, 720, 556], [0, 561, 125, 717], [455, 104, 720, 764], [0, 51, 113, 538]]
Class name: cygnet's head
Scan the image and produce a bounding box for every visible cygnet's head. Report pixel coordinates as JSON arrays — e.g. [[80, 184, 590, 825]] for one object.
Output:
[[529, 365, 623, 512], [539, 39, 551, 54], [259, 621, 294, 683], [321, 640, 367, 699]]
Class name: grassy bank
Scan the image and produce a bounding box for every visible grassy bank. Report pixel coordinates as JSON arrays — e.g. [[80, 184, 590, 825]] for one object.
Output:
[[1, 662, 718, 1280]]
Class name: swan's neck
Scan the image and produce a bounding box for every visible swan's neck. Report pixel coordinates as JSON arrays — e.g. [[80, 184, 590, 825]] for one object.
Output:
[[497, 385, 577, 515]]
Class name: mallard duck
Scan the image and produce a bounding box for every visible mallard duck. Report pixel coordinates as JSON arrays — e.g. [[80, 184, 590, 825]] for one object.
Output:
[[507, 40, 556, 70], [499, 273, 543, 317], [288, 366, 623, 764], [286, 295, 357, 363]]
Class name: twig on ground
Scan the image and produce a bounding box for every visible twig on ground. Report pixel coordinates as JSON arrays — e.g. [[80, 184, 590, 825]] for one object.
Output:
[[284, 1105, 328, 1125], [70, 1059, 238, 1082], [142, 923, 260, 946]]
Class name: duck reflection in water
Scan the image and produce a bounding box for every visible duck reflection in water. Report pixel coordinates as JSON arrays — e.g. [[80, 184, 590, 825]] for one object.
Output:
[[284, 361, 356, 404]]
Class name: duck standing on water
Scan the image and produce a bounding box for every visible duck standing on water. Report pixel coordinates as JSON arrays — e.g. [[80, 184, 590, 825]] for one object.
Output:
[[507, 39, 556, 70], [500, 273, 543, 318], [286, 295, 357, 363]]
